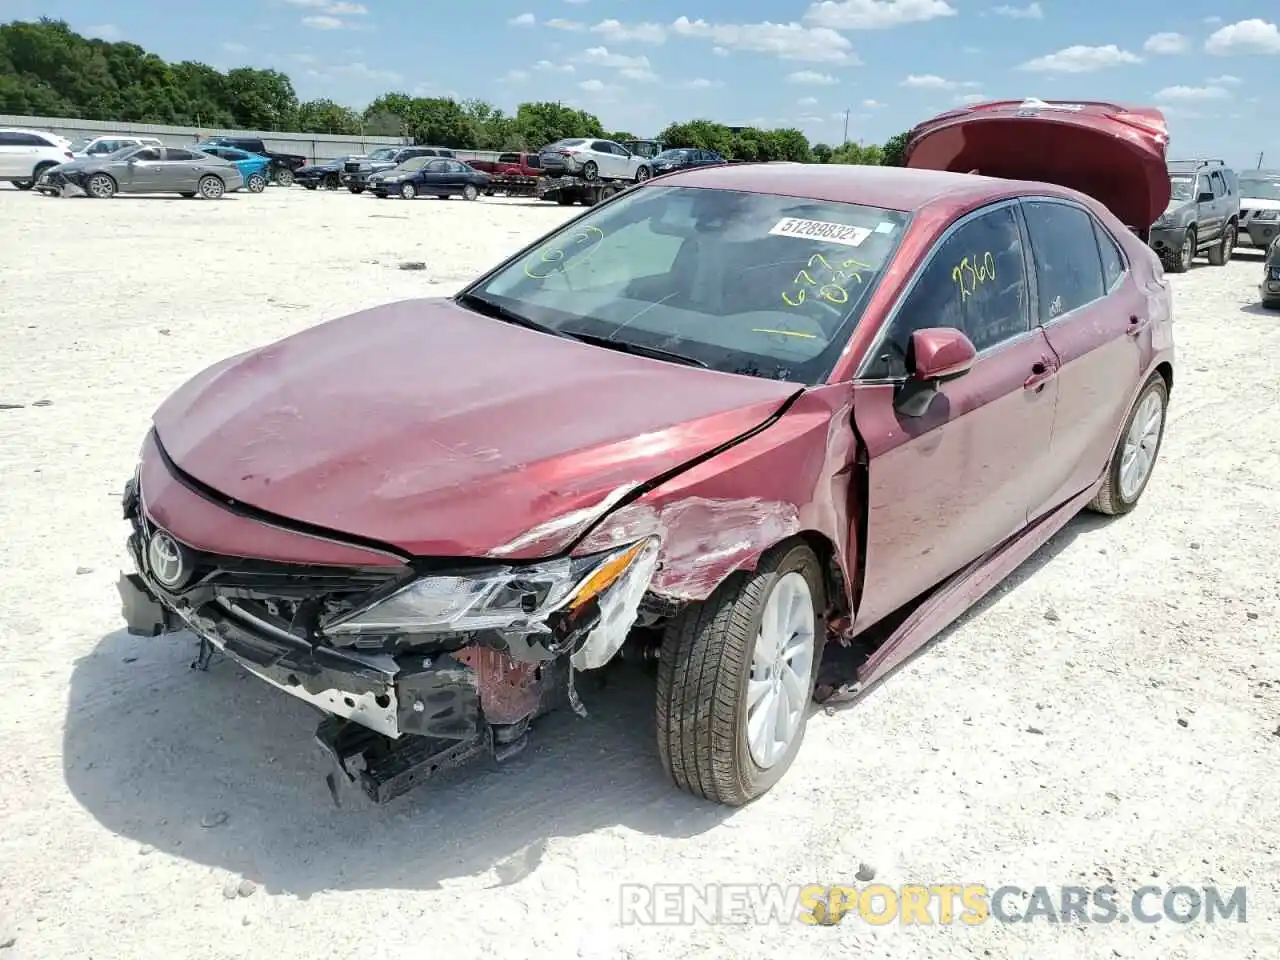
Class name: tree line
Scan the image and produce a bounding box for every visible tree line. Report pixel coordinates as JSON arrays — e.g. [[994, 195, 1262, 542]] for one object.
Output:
[[0, 18, 907, 165]]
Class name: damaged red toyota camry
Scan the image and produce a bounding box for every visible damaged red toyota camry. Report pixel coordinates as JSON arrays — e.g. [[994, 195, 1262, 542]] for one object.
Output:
[[119, 99, 1175, 806]]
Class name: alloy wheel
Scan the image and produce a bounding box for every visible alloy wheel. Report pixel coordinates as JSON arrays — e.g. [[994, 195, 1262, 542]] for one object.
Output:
[[1119, 390, 1165, 501], [745, 572, 816, 770]]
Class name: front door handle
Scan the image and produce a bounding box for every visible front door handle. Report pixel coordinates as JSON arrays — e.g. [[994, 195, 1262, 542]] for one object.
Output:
[[1127, 314, 1151, 338], [1023, 358, 1057, 391]]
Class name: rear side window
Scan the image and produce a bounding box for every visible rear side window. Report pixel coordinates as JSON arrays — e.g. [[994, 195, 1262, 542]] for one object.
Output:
[[1021, 200, 1106, 320], [868, 204, 1031, 376], [0, 132, 53, 146], [165, 148, 200, 161], [527, 154, 540, 168], [498, 153, 519, 164], [1093, 219, 1126, 292]]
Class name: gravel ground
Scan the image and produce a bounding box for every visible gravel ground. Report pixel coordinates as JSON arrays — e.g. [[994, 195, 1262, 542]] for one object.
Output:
[[0, 186, 1276, 960]]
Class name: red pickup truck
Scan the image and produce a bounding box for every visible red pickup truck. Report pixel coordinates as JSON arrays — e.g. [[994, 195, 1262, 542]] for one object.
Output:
[[467, 152, 541, 176]]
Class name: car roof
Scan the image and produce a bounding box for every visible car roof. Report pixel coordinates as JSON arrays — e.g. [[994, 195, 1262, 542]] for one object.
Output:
[[2, 127, 68, 139], [648, 162, 1048, 213]]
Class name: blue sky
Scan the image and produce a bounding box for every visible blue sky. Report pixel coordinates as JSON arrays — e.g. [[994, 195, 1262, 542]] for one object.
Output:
[[14, 0, 1280, 166]]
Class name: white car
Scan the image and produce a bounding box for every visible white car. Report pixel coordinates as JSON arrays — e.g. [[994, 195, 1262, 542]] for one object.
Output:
[[67, 134, 164, 159], [537, 138, 652, 182], [1238, 170, 1280, 250], [0, 128, 75, 190]]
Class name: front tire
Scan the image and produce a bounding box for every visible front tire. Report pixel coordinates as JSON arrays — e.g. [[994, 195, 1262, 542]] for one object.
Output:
[[400, 182, 416, 200], [1087, 372, 1168, 516], [581, 160, 599, 181], [463, 183, 478, 201], [635, 165, 651, 182], [246, 173, 266, 193], [1167, 228, 1195, 273], [87, 173, 117, 199], [197, 175, 224, 200], [656, 541, 825, 806], [1208, 224, 1235, 265]]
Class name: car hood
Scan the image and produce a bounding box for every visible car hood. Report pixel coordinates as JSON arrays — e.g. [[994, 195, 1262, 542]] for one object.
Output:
[[1243, 196, 1280, 211], [905, 98, 1171, 229], [151, 298, 800, 560], [1159, 199, 1193, 219]]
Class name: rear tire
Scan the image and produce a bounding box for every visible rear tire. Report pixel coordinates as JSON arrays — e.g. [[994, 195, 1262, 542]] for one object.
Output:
[[197, 175, 224, 200], [400, 182, 416, 200], [655, 541, 825, 806], [274, 166, 295, 187], [556, 195, 575, 206], [1087, 372, 1168, 516], [324, 173, 339, 190], [1208, 224, 1235, 265], [348, 186, 363, 194], [581, 160, 599, 181], [246, 173, 266, 193], [463, 183, 478, 201], [14, 180, 34, 191], [635, 165, 651, 182]]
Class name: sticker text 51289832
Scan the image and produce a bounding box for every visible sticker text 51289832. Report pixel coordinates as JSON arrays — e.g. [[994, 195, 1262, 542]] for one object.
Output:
[[770, 218, 871, 248]]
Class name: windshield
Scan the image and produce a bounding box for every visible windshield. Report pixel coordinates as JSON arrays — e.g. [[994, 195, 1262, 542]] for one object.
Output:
[[368, 148, 398, 161], [657, 149, 690, 160], [464, 185, 910, 384], [68, 137, 92, 152], [1169, 175, 1194, 201], [1241, 177, 1280, 201], [397, 156, 431, 171]]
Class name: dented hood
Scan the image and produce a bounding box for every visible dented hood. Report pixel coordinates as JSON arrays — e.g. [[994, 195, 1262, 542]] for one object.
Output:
[[152, 298, 799, 559], [905, 98, 1171, 229]]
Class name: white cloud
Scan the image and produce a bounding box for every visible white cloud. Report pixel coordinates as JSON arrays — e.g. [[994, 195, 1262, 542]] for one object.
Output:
[[533, 59, 575, 73], [683, 78, 724, 88], [502, 69, 530, 83], [577, 46, 651, 69], [546, 18, 586, 31], [992, 3, 1043, 19], [956, 92, 985, 103], [712, 46, 729, 56], [285, 0, 367, 11], [591, 19, 666, 43], [1153, 84, 1229, 100], [1018, 44, 1141, 73], [309, 61, 403, 84], [84, 23, 122, 40], [901, 73, 956, 88], [1205, 19, 1280, 55], [862, 98, 883, 107], [508, 12, 535, 26], [1202, 16, 1221, 25], [1206, 74, 1240, 84], [670, 16, 859, 64], [302, 15, 345, 30], [803, 0, 957, 30], [620, 67, 658, 82], [787, 70, 839, 84], [1143, 32, 1188, 54], [798, 95, 819, 105]]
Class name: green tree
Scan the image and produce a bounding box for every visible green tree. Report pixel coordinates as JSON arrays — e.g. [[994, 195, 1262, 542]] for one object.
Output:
[[511, 101, 605, 150], [811, 142, 834, 163], [222, 67, 297, 130], [880, 131, 909, 167], [658, 119, 735, 155], [297, 98, 360, 135]]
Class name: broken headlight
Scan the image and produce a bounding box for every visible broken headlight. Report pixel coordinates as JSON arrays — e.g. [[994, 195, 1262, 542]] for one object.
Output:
[[322, 538, 659, 637]]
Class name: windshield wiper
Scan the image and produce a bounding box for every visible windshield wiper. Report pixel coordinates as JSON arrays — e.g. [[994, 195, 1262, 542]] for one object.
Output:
[[455, 293, 573, 339], [565, 331, 709, 368]]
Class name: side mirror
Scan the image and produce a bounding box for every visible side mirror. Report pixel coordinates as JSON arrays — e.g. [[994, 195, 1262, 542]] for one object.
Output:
[[1197, 192, 1214, 203], [894, 327, 977, 417]]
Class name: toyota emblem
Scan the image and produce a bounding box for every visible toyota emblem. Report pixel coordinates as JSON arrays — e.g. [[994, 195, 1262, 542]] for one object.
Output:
[[147, 530, 190, 589]]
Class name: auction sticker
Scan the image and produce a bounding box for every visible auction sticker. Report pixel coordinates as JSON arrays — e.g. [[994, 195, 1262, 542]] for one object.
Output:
[[769, 217, 871, 248]]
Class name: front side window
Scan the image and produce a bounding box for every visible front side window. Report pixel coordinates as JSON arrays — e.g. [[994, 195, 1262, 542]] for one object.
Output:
[[132, 147, 161, 161], [466, 184, 910, 384], [863, 204, 1030, 379], [1022, 200, 1106, 319]]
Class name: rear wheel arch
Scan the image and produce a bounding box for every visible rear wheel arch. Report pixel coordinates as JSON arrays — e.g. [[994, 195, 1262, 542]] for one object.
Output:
[[1155, 361, 1173, 394]]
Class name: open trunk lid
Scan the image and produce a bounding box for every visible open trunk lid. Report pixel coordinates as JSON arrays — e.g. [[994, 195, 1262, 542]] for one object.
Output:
[[904, 98, 1171, 229]]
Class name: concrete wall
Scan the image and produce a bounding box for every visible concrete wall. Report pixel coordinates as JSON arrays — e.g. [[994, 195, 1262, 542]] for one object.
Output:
[[0, 115, 411, 164]]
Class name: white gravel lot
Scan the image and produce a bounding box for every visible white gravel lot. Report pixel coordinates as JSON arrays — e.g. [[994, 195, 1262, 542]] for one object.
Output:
[[0, 185, 1277, 960]]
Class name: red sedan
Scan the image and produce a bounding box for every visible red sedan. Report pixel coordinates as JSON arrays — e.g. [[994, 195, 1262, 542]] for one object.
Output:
[[118, 100, 1174, 806]]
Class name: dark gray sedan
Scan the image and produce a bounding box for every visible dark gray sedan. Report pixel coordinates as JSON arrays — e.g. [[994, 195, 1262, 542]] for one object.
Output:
[[36, 144, 245, 199]]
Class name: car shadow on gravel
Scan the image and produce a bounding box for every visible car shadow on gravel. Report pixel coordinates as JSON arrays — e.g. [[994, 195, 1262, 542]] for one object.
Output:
[[1241, 303, 1277, 317], [63, 632, 728, 897]]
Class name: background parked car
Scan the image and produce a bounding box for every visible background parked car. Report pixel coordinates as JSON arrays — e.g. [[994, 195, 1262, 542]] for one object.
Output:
[[466, 151, 541, 177], [197, 136, 306, 186], [294, 156, 362, 190], [368, 156, 490, 200], [1238, 169, 1280, 250], [1263, 235, 1280, 311], [343, 146, 454, 193], [0, 128, 74, 190], [650, 147, 726, 176], [68, 135, 163, 158], [37, 144, 244, 199], [195, 145, 272, 193], [537, 138, 652, 182], [1148, 159, 1240, 272]]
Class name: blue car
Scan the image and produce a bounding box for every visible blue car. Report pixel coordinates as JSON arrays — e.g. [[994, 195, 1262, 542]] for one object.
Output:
[[194, 144, 272, 193]]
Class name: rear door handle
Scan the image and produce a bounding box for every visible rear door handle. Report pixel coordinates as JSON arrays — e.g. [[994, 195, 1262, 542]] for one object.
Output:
[[1127, 314, 1151, 338], [1023, 358, 1057, 391]]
